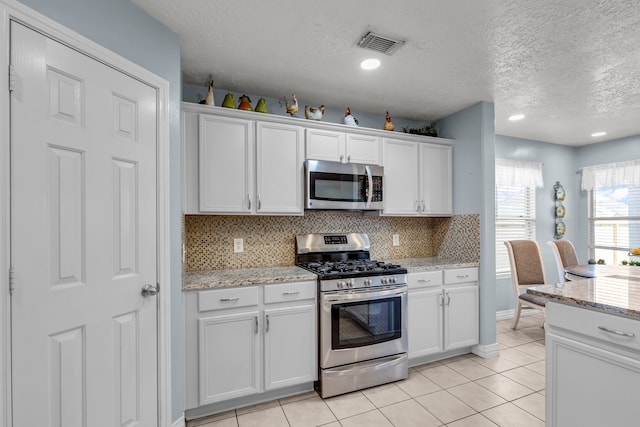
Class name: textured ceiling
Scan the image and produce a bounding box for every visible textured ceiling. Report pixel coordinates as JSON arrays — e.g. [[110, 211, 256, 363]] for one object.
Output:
[[132, 0, 640, 146]]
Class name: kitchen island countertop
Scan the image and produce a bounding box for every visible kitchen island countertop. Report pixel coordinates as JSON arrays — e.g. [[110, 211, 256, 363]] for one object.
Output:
[[183, 266, 317, 290], [386, 257, 479, 273]]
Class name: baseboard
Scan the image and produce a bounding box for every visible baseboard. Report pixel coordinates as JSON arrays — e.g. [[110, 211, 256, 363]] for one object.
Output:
[[496, 308, 542, 321], [472, 342, 500, 359], [172, 416, 185, 427]]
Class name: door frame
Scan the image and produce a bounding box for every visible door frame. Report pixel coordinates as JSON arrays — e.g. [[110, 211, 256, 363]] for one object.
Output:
[[0, 1, 173, 426]]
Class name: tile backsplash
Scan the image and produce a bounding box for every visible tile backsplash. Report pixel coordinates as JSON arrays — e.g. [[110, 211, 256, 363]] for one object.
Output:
[[184, 212, 479, 271]]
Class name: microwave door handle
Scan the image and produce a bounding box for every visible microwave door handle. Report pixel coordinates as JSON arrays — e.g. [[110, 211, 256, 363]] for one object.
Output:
[[365, 165, 373, 207]]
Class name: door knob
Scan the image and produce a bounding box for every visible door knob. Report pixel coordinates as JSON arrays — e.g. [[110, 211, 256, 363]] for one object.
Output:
[[141, 283, 159, 297]]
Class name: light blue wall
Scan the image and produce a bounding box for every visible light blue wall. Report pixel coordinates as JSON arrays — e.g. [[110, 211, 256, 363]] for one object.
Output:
[[183, 83, 431, 133], [16, 0, 184, 421], [437, 102, 497, 348], [495, 136, 578, 310]]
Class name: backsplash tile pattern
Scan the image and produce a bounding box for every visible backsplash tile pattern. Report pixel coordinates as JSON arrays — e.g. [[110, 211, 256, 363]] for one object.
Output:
[[184, 212, 480, 271]]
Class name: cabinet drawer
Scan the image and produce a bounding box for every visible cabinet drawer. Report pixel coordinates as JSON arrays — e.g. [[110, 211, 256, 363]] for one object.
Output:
[[198, 286, 259, 312], [407, 271, 443, 289], [548, 302, 640, 354], [264, 281, 316, 304], [444, 268, 478, 284]]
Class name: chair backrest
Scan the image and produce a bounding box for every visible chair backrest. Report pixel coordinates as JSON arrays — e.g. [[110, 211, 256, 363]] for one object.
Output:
[[504, 240, 547, 293], [547, 240, 579, 282]]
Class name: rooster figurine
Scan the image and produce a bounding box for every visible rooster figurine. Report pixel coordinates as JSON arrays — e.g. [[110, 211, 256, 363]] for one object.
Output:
[[304, 105, 325, 121], [383, 111, 395, 131], [343, 107, 359, 126], [199, 80, 215, 106], [285, 94, 298, 116]]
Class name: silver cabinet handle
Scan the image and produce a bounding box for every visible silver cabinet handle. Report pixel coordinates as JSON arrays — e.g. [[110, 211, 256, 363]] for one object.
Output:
[[219, 297, 239, 302], [283, 291, 300, 295], [438, 293, 443, 306], [598, 325, 636, 338], [347, 155, 351, 162], [254, 316, 258, 334], [265, 314, 270, 332], [340, 154, 344, 162], [247, 194, 251, 210], [418, 279, 431, 283], [141, 283, 159, 297], [420, 200, 425, 212], [415, 200, 420, 212], [257, 194, 261, 210], [457, 274, 470, 278], [446, 292, 451, 306]]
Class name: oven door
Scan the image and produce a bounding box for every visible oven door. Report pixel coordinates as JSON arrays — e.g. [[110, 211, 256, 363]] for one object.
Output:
[[320, 285, 407, 369]]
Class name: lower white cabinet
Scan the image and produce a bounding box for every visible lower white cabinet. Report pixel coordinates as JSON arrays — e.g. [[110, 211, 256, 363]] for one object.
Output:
[[407, 268, 478, 361], [185, 281, 317, 409], [546, 302, 640, 426]]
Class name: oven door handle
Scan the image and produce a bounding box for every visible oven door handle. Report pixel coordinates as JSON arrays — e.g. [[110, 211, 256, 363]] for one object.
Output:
[[322, 285, 406, 302]]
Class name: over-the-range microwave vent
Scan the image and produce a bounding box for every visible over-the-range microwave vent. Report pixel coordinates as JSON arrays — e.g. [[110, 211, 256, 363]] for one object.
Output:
[[356, 30, 405, 55]]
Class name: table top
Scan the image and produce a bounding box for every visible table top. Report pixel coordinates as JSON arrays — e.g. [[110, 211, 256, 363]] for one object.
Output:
[[564, 264, 640, 279]]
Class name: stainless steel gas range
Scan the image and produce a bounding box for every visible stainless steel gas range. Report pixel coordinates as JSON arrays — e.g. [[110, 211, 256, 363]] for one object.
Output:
[[295, 233, 408, 398]]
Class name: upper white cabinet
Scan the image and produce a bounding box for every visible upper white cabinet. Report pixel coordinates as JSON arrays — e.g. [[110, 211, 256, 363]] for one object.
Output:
[[182, 106, 304, 215], [306, 128, 381, 165], [382, 138, 453, 216]]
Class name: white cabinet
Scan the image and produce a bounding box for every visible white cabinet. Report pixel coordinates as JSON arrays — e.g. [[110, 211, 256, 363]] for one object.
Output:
[[407, 268, 478, 363], [305, 128, 380, 165], [382, 138, 453, 216], [546, 302, 640, 426], [182, 107, 304, 214], [185, 281, 317, 410]]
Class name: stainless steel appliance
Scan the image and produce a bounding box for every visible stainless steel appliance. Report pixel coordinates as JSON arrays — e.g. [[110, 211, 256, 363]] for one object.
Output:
[[304, 160, 383, 211], [295, 233, 408, 398]]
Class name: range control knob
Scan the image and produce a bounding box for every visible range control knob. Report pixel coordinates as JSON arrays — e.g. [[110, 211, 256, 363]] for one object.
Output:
[[364, 278, 372, 287], [337, 281, 345, 289], [381, 277, 388, 285], [390, 276, 397, 284], [348, 279, 355, 288]]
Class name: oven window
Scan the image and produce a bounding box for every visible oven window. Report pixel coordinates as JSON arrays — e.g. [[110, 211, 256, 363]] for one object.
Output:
[[331, 296, 402, 349], [310, 172, 367, 202]]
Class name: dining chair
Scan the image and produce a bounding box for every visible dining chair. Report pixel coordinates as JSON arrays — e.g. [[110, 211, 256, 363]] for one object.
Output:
[[547, 240, 579, 282], [504, 240, 548, 329]]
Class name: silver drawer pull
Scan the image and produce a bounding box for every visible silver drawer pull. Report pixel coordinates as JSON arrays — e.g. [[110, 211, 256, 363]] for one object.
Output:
[[418, 279, 431, 283], [457, 274, 470, 278], [219, 297, 239, 302], [598, 325, 636, 338], [283, 291, 300, 295]]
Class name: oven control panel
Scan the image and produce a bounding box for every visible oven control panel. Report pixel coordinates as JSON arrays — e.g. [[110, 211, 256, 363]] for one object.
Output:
[[319, 274, 408, 292]]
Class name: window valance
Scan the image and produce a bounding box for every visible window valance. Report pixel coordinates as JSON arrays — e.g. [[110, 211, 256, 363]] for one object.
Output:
[[495, 159, 544, 188], [581, 159, 640, 191]]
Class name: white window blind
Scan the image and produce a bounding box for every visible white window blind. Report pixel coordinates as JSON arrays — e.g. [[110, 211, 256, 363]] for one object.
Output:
[[584, 160, 640, 265], [495, 159, 542, 275]]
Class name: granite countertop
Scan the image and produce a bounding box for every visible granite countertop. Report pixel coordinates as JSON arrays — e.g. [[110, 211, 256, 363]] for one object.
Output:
[[183, 258, 479, 290], [183, 266, 317, 290], [527, 274, 640, 319], [386, 257, 480, 273]]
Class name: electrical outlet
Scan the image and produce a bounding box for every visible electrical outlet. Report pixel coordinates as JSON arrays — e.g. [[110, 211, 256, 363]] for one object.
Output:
[[392, 234, 400, 246], [233, 238, 244, 253]]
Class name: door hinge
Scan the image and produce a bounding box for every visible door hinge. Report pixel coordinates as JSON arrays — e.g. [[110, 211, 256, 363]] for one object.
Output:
[[9, 65, 16, 93], [9, 267, 15, 294]]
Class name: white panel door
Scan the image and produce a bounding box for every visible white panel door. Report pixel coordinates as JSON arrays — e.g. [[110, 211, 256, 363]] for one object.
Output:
[[256, 122, 304, 215], [420, 144, 452, 215], [345, 133, 381, 165], [382, 139, 420, 215], [444, 285, 479, 351], [305, 128, 345, 162], [10, 22, 158, 427], [408, 289, 444, 359]]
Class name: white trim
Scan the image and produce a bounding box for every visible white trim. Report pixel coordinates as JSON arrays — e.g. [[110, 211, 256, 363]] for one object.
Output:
[[472, 342, 500, 359], [172, 416, 186, 427], [0, 1, 173, 426]]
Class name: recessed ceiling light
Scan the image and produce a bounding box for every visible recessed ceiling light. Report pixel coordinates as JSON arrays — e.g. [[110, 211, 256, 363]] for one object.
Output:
[[591, 131, 607, 137], [508, 114, 525, 121], [360, 58, 380, 70]]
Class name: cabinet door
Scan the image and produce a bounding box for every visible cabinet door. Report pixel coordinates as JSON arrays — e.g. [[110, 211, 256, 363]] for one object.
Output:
[[419, 144, 452, 215], [264, 304, 317, 390], [199, 311, 261, 405], [382, 138, 420, 215], [305, 128, 345, 162], [256, 122, 304, 215], [444, 284, 479, 350], [547, 333, 640, 427], [345, 133, 381, 165], [199, 114, 254, 212], [408, 288, 444, 359]]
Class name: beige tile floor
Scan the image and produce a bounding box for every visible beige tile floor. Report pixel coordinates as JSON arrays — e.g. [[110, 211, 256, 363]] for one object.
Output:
[[188, 312, 545, 427]]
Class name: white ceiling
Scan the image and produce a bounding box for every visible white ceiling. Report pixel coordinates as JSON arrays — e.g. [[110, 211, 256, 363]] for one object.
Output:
[[132, 0, 640, 146]]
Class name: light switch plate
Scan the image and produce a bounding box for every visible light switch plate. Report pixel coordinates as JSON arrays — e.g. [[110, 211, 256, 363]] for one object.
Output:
[[392, 234, 400, 246], [233, 238, 244, 253]]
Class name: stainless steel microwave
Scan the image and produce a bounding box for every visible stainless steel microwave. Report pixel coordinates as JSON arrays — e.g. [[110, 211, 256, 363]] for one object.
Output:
[[304, 160, 383, 210]]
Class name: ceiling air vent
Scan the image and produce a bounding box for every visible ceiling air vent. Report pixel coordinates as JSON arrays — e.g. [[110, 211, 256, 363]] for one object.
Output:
[[356, 30, 405, 55]]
